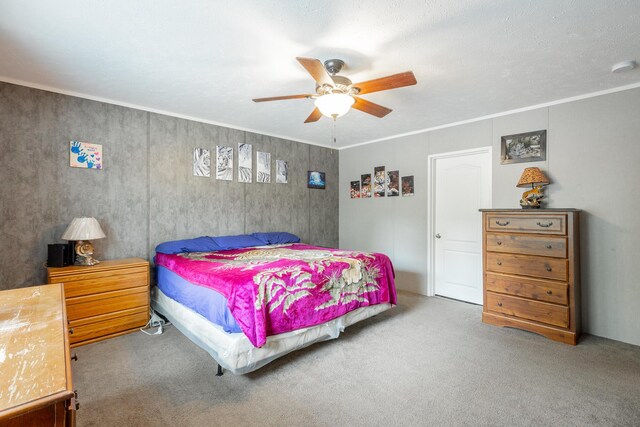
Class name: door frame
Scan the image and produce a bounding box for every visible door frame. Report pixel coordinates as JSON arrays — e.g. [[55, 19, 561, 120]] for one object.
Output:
[[426, 146, 493, 297]]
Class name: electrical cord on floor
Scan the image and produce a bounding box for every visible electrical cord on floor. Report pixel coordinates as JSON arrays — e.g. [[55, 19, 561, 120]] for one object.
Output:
[[140, 310, 171, 336]]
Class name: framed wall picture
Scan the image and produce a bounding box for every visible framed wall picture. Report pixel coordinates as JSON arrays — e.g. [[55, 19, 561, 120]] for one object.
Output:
[[360, 174, 371, 198], [501, 130, 547, 164], [193, 148, 211, 177], [387, 170, 399, 197], [401, 175, 414, 196], [373, 166, 385, 197], [307, 171, 325, 189], [350, 180, 360, 199], [70, 141, 103, 169]]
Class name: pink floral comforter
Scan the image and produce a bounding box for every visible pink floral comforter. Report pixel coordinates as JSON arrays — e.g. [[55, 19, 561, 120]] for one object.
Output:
[[155, 243, 396, 347]]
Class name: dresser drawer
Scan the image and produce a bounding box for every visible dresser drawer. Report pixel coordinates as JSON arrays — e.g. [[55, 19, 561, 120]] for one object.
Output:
[[485, 273, 568, 305], [486, 214, 567, 235], [66, 287, 149, 321], [62, 270, 148, 298], [69, 308, 148, 345], [486, 233, 567, 258], [486, 252, 568, 281], [486, 292, 569, 328]]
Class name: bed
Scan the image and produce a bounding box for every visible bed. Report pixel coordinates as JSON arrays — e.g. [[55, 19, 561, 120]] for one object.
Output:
[[151, 232, 397, 375]]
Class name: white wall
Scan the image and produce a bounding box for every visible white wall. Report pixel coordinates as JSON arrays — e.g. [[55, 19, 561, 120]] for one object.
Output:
[[339, 87, 640, 346]]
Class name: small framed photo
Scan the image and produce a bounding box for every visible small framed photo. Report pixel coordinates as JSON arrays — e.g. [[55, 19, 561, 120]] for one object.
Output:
[[307, 171, 325, 189], [501, 130, 546, 164], [70, 141, 103, 169]]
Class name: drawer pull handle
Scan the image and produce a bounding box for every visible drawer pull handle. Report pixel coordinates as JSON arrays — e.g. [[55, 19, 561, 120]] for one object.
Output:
[[536, 221, 553, 228], [495, 220, 510, 226], [546, 266, 552, 272], [546, 290, 553, 295], [497, 302, 503, 307], [497, 261, 502, 266], [69, 328, 74, 335], [546, 244, 552, 249], [71, 353, 78, 361], [496, 241, 502, 245]]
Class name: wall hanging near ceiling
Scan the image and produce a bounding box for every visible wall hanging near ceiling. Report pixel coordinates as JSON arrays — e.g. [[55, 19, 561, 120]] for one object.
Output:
[[216, 146, 233, 181], [307, 171, 326, 189], [387, 170, 399, 197], [276, 160, 288, 184], [238, 143, 252, 183], [501, 130, 547, 164], [70, 141, 102, 169], [193, 148, 210, 177], [257, 152, 271, 183], [401, 176, 414, 197], [373, 166, 385, 198]]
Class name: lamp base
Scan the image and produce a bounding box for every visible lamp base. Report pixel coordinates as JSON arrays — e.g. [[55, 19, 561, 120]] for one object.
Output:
[[519, 185, 545, 209], [74, 240, 100, 266]]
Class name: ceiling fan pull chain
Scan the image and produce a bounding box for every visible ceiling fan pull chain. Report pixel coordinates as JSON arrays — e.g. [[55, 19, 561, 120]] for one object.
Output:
[[332, 117, 337, 145]]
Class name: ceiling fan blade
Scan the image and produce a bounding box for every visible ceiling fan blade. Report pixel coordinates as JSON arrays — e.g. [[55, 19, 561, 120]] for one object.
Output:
[[352, 71, 417, 95], [352, 96, 392, 118], [296, 57, 335, 88], [252, 94, 312, 102], [304, 108, 323, 123]]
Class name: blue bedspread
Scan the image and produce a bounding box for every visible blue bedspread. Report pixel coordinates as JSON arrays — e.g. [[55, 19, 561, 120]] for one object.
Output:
[[156, 266, 242, 333]]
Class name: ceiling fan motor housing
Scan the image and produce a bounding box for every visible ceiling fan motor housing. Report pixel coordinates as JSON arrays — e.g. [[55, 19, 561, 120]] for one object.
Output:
[[324, 59, 345, 75]]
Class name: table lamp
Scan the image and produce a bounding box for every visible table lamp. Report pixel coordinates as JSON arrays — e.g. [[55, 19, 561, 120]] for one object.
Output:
[[61, 217, 106, 265], [517, 167, 550, 209]]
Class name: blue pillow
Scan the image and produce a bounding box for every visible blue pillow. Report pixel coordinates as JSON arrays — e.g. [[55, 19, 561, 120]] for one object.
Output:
[[155, 236, 222, 254], [251, 232, 301, 245], [213, 234, 264, 250]]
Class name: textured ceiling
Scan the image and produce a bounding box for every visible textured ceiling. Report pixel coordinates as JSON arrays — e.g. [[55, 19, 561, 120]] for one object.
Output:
[[1, 0, 639, 148]]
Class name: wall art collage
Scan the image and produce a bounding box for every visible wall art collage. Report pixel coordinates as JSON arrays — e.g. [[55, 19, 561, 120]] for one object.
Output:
[[350, 166, 413, 199], [192, 143, 288, 184]]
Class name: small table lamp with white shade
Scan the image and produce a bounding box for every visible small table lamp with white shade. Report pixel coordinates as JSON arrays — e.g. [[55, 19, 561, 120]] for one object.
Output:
[[61, 217, 106, 265]]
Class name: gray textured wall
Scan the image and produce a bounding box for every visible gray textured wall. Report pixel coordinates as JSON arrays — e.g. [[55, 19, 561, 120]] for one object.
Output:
[[340, 87, 640, 346], [0, 82, 338, 289]]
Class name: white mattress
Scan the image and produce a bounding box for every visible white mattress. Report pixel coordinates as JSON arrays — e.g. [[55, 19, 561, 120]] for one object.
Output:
[[151, 287, 391, 375]]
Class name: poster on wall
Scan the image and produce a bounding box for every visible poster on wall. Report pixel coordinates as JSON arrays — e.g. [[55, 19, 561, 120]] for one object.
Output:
[[216, 146, 233, 180], [401, 175, 414, 197], [361, 174, 371, 198], [307, 171, 325, 189], [70, 141, 103, 169], [276, 160, 288, 184], [257, 151, 271, 183], [500, 129, 547, 164], [192, 148, 211, 177], [350, 181, 360, 199], [373, 166, 385, 197], [387, 170, 399, 196], [238, 143, 252, 183]]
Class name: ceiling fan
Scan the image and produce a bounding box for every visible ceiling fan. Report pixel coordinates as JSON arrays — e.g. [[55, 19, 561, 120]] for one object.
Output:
[[252, 57, 417, 123]]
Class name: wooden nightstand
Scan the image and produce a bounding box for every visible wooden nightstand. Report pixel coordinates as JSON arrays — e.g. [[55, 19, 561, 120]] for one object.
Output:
[[47, 258, 150, 347]]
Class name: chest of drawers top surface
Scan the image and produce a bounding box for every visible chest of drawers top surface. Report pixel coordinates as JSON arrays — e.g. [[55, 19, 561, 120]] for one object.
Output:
[[0, 284, 73, 412]]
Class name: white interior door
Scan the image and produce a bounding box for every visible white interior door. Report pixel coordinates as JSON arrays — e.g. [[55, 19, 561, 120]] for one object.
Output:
[[433, 150, 491, 304]]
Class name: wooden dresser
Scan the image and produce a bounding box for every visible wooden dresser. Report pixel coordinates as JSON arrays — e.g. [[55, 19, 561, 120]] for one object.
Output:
[[480, 209, 580, 344], [0, 284, 76, 426], [47, 258, 150, 347]]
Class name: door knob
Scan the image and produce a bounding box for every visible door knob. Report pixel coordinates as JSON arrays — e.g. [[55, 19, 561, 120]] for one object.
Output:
[[435, 233, 442, 239]]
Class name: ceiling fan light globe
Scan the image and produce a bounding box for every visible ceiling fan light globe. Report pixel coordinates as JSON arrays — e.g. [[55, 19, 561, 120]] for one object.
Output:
[[314, 93, 355, 118]]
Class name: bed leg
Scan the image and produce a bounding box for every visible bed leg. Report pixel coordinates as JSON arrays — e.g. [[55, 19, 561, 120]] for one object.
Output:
[[216, 364, 224, 377]]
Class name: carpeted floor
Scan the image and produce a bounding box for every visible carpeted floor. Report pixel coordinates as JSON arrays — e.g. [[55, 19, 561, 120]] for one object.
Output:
[[72, 292, 640, 426]]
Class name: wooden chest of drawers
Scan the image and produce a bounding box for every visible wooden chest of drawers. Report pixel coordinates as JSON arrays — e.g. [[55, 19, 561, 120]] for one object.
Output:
[[47, 258, 149, 347], [0, 284, 76, 426], [480, 209, 580, 345]]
